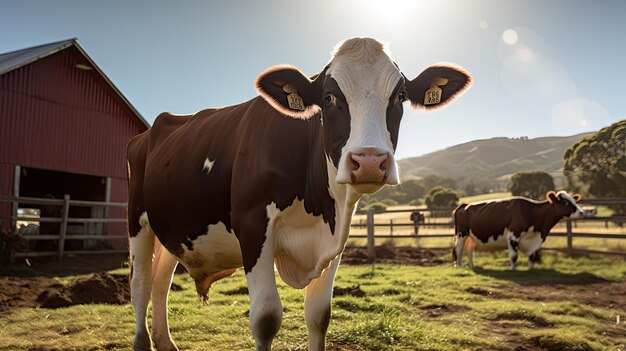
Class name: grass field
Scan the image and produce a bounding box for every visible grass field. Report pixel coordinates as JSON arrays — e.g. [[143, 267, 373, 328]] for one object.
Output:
[[1, 252, 625, 350]]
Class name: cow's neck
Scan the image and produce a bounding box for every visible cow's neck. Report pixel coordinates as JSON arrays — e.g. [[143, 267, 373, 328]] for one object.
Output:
[[533, 202, 564, 235], [306, 114, 359, 242]]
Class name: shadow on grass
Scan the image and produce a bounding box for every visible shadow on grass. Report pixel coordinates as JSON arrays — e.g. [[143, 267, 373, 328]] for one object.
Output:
[[472, 267, 609, 286]]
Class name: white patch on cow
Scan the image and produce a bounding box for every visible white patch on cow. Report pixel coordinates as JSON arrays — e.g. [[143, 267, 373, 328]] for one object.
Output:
[[246, 205, 282, 349], [179, 222, 242, 281], [518, 228, 543, 255], [468, 230, 508, 251], [557, 191, 584, 217], [202, 158, 215, 173], [129, 211, 155, 349], [469, 226, 542, 256], [270, 187, 355, 289], [328, 39, 402, 185]]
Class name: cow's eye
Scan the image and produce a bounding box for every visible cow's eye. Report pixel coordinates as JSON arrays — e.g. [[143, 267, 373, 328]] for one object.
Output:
[[398, 91, 408, 103], [324, 94, 336, 106]]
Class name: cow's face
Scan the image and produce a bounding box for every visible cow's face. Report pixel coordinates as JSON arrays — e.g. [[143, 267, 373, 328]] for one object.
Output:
[[546, 191, 584, 218], [256, 38, 471, 195]]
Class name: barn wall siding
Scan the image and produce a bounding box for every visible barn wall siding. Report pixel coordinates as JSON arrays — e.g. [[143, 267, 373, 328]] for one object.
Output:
[[0, 46, 145, 179]]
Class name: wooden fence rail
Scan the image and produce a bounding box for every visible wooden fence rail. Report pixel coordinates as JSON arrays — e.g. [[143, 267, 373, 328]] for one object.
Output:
[[0, 195, 127, 260], [352, 199, 626, 260]]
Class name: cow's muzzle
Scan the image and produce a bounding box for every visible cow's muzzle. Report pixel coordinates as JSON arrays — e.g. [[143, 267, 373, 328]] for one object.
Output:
[[347, 149, 391, 184]]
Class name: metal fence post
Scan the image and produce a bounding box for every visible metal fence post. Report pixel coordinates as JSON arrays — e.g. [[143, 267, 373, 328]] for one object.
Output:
[[566, 219, 573, 253], [367, 208, 375, 261], [57, 194, 70, 260]]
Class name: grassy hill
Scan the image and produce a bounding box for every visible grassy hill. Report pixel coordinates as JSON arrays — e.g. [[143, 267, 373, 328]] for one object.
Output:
[[398, 133, 592, 191]]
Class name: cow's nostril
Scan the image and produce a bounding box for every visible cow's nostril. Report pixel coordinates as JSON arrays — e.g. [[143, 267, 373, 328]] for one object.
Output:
[[379, 154, 390, 172], [349, 154, 361, 171]]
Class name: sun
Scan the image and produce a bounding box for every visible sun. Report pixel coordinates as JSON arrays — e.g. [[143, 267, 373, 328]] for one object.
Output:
[[360, 0, 422, 22]]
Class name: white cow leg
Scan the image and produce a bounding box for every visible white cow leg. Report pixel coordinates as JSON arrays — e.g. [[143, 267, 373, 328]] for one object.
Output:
[[453, 233, 467, 267], [151, 239, 179, 351], [305, 255, 341, 351], [506, 232, 519, 270], [242, 216, 282, 351], [130, 220, 156, 351]]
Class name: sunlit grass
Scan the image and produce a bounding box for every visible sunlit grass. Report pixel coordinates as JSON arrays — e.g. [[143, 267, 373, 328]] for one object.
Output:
[[1, 252, 625, 350]]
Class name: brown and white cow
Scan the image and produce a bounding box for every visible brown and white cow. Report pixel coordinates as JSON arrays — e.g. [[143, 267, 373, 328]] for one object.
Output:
[[453, 191, 583, 270], [127, 38, 471, 351]]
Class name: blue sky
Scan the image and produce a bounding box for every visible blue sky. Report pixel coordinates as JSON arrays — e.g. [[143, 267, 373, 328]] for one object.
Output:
[[2, 0, 625, 159]]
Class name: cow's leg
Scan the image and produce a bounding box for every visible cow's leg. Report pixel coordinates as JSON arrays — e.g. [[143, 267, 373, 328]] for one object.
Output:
[[506, 231, 519, 270], [240, 210, 282, 351], [467, 244, 475, 269], [527, 253, 535, 270], [527, 250, 541, 270], [305, 255, 341, 351], [453, 232, 467, 267], [151, 239, 179, 351], [130, 214, 155, 351]]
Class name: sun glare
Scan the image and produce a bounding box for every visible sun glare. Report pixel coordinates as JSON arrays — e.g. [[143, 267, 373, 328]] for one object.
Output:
[[361, 0, 421, 22], [502, 29, 519, 45]]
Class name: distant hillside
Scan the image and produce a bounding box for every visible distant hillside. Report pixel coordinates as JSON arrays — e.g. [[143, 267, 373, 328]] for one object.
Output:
[[397, 133, 593, 191]]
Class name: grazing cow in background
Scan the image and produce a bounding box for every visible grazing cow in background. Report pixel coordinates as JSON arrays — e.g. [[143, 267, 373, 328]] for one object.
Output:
[[453, 191, 583, 270], [127, 37, 471, 351]]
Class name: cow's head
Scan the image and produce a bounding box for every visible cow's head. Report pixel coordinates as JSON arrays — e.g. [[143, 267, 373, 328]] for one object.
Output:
[[256, 38, 471, 194], [546, 190, 584, 218]]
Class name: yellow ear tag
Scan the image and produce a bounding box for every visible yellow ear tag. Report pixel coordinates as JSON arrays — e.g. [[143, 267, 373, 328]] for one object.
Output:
[[424, 77, 449, 106], [283, 84, 305, 111]]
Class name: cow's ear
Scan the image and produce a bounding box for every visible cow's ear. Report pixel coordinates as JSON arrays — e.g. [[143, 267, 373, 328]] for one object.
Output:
[[546, 191, 558, 204], [255, 65, 322, 119], [406, 63, 472, 111], [572, 194, 582, 202]]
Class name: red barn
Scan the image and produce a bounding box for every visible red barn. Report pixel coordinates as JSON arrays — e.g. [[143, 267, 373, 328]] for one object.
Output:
[[0, 38, 148, 250]]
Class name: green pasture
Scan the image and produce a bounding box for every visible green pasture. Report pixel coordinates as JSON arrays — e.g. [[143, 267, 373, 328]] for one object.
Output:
[[1, 252, 625, 350]]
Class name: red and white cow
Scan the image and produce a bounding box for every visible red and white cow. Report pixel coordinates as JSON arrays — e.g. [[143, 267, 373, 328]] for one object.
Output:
[[127, 37, 471, 351], [453, 191, 583, 270]]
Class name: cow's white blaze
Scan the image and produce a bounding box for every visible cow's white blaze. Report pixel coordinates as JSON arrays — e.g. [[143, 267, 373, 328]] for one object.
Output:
[[328, 40, 402, 186], [202, 158, 215, 173], [557, 191, 584, 217]]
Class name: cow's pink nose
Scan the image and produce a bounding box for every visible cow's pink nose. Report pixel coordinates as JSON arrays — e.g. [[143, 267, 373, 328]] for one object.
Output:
[[349, 150, 390, 183]]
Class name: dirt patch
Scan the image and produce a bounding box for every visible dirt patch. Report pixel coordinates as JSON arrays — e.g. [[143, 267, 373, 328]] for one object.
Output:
[[35, 272, 130, 308], [468, 282, 626, 310], [333, 285, 366, 298], [342, 246, 448, 266], [487, 321, 543, 351], [419, 303, 471, 317], [0, 276, 61, 312]]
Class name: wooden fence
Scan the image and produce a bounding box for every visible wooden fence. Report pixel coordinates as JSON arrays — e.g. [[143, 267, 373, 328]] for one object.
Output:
[[0, 195, 127, 260], [351, 199, 626, 260], [2, 195, 625, 262]]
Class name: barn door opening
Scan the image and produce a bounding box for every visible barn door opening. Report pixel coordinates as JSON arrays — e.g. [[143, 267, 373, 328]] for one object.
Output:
[[18, 167, 106, 251]]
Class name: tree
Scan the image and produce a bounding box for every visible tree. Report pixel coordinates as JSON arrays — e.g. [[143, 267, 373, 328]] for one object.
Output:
[[507, 170, 555, 200], [422, 175, 457, 191], [564, 120, 626, 206], [424, 186, 459, 208]]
